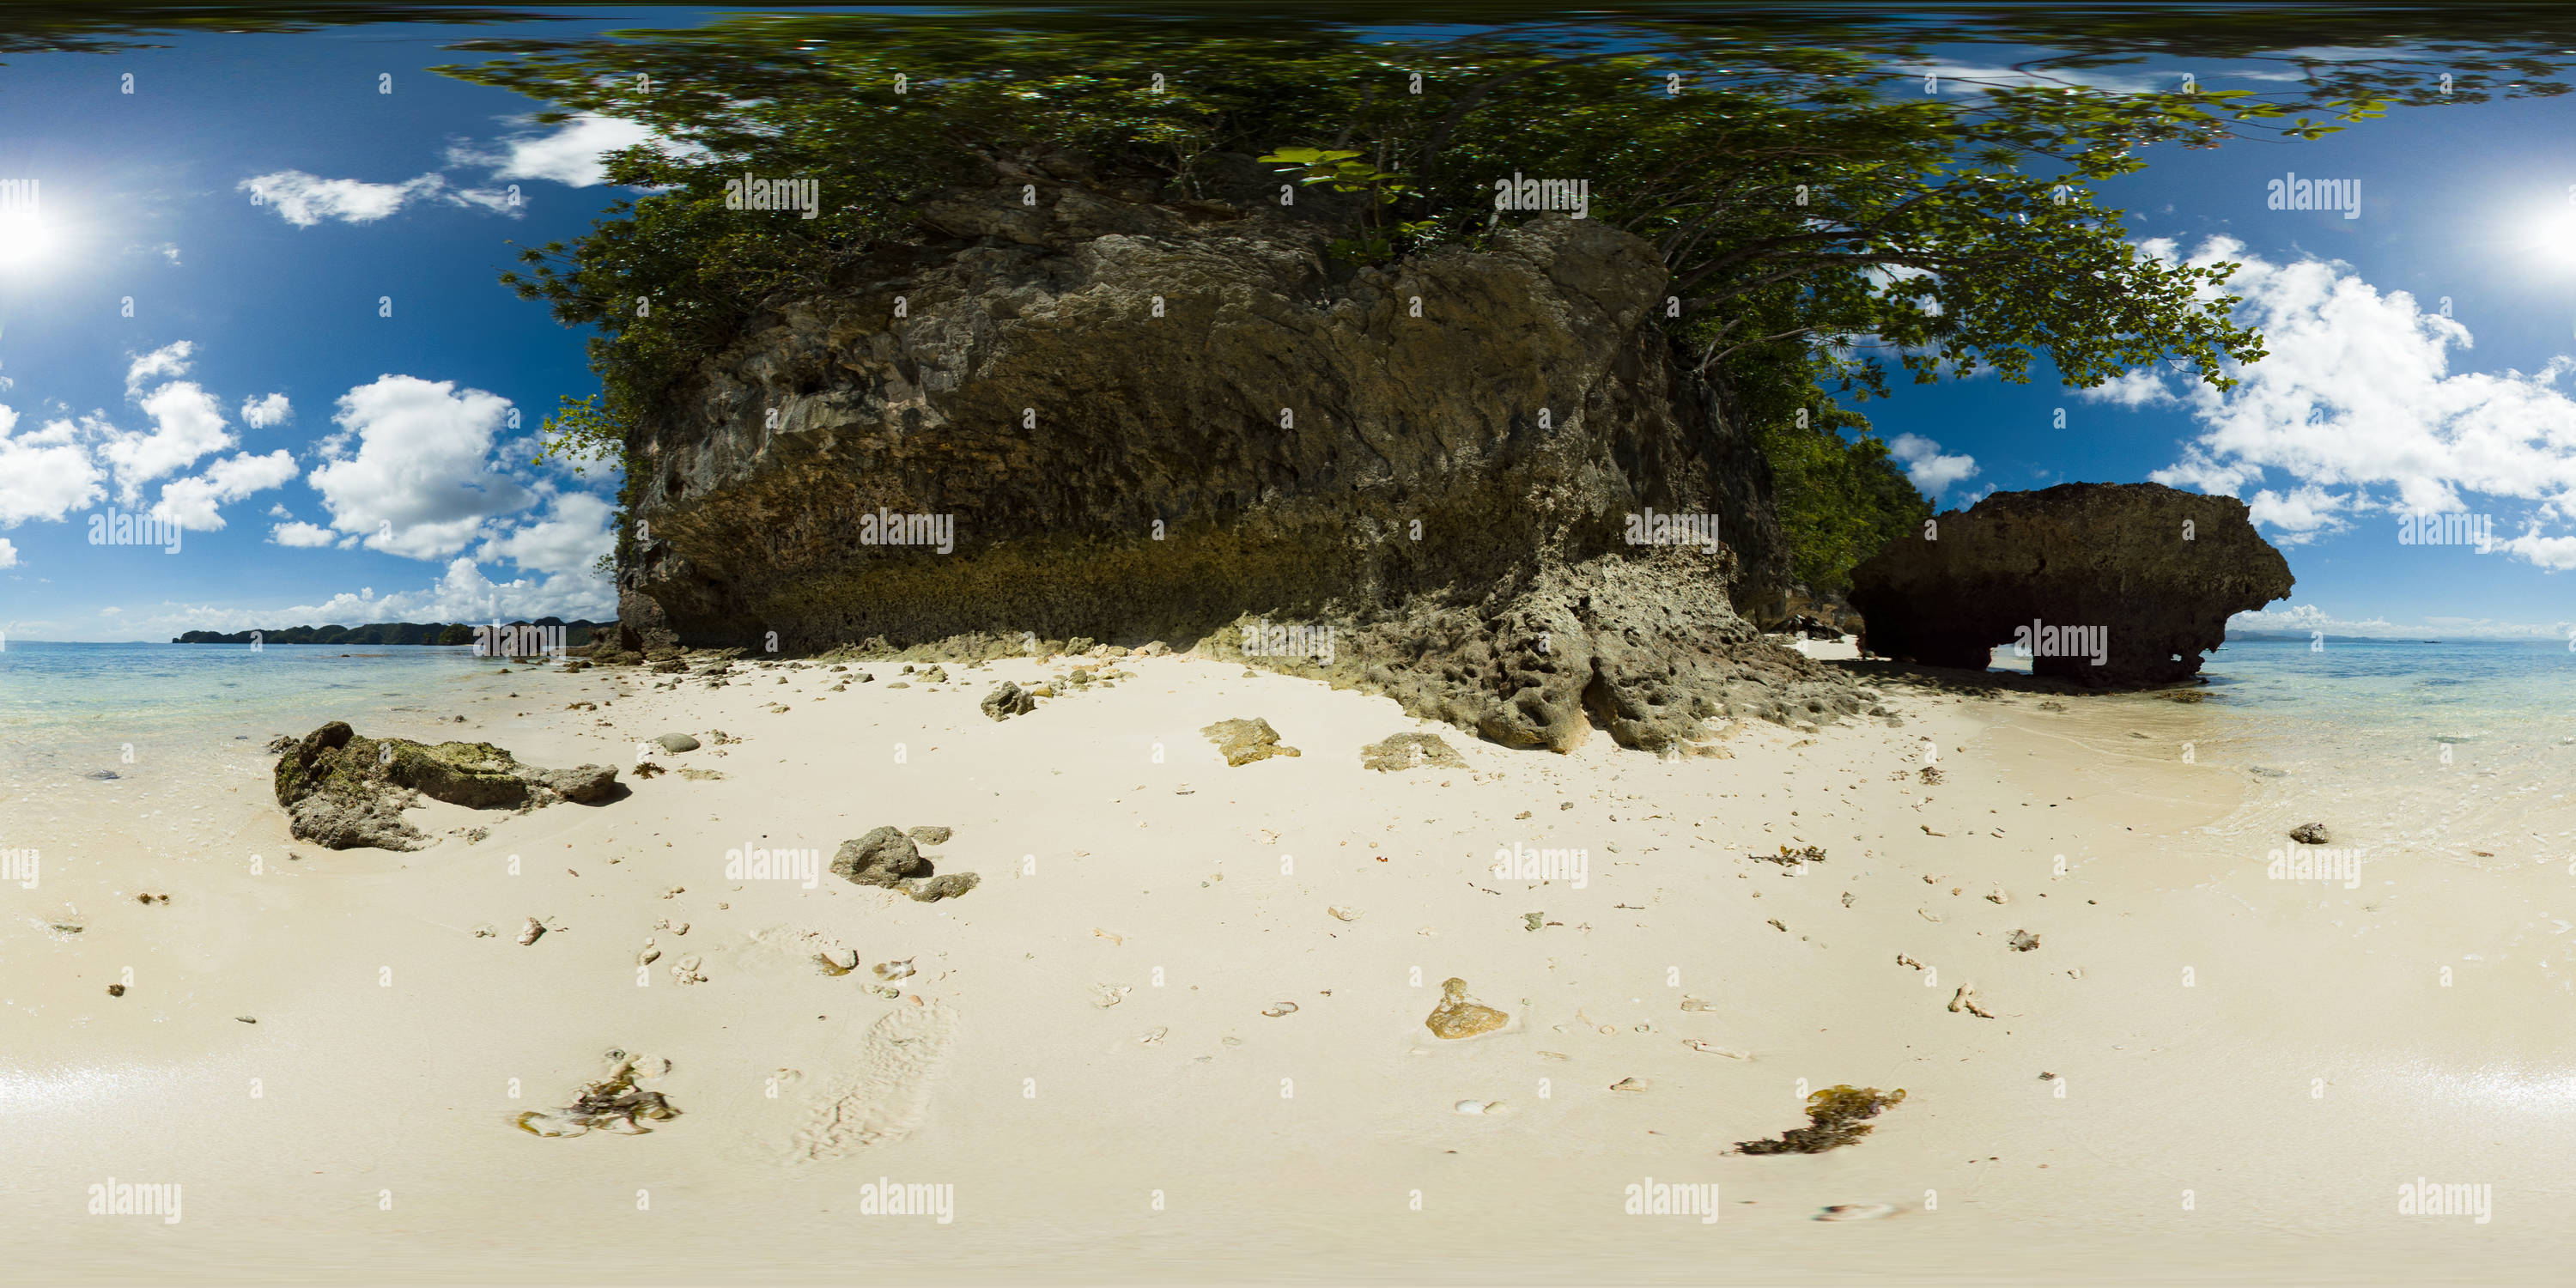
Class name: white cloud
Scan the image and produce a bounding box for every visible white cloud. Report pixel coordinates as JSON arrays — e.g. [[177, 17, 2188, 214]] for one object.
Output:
[[240, 170, 452, 227], [125, 556, 613, 640], [2227, 601, 2573, 640], [2243, 484, 2352, 544], [151, 450, 299, 531], [2077, 368, 2182, 409], [1887, 433, 1980, 498], [0, 537, 17, 568], [2493, 532, 2576, 570], [270, 520, 338, 548], [241, 393, 292, 428], [450, 112, 695, 187], [100, 380, 233, 503], [2124, 237, 2576, 569], [307, 374, 531, 558], [477, 489, 616, 577], [125, 341, 193, 397], [0, 405, 105, 526]]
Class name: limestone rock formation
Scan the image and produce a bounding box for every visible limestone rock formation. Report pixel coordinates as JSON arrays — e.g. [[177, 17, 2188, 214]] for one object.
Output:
[[1424, 976, 1510, 1040], [270, 721, 622, 850], [1847, 483, 2293, 687], [830, 826, 930, 887], [612, 149, 1863, 752]]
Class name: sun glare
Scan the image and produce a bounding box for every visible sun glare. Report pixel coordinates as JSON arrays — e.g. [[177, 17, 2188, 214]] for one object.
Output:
[[0, 206, 59, 270]]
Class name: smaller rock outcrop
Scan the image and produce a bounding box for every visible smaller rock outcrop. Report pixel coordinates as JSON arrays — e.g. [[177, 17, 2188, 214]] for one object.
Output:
[[831, 825, 979, 900], [831, 827, 931, 886], [1849, 483, 2293, 687], [271, 722, 623, 850], [1359, 732, 1467, 773], [1203, 718, 1299, 766], [981, 682, 1037, 721], [1424, 977, 1510, 1039]]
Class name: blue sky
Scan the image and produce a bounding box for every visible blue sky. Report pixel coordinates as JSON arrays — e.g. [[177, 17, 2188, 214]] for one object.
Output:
[[0, 16, 2572, 641]]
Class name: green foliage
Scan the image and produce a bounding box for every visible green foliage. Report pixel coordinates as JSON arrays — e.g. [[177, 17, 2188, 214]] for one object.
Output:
[[435, 15, 2482, 527], [1755, 398, 1932, 597], [533, 393, 623, 475]]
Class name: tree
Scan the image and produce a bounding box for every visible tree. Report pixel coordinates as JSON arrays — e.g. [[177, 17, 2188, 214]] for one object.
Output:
[[434, 14, 2520, 582]]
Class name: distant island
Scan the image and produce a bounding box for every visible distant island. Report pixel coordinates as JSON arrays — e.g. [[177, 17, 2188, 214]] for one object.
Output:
[[173, 619, 611, 647]]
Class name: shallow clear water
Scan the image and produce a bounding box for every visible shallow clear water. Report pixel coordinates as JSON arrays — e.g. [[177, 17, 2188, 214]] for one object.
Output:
[[0, 641, 505, 777], [2170, 639, 2576, 866]]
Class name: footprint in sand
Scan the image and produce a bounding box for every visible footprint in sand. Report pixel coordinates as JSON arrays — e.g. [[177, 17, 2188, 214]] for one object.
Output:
[[781, 1000, 958, 1163]]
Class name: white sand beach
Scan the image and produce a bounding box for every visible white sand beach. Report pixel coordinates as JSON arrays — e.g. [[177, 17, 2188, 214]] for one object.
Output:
[[6, 646, 2569, 1283]]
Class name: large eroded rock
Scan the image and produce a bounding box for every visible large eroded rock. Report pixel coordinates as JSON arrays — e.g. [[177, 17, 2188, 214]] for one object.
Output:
[[612, 150, 1861, 751], [1847, 483, 2293, 687], [272, 722, 621, 850]]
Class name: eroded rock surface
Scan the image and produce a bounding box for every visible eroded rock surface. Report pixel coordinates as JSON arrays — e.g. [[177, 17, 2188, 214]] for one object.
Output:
[[1849, 483, 2293, 688], [613, 149, 1859, 751], [271, 722, 621, 850], [1424, 976, 1510, 1039]]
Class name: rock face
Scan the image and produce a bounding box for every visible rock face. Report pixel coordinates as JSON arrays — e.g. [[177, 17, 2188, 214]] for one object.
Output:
[[271, 722, 622, 850], [614, 149, 1863, 752], [1848, 483, 2293, 687]]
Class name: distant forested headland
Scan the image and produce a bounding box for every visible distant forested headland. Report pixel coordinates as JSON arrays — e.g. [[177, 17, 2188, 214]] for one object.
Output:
[[173, 619, 611, 646]]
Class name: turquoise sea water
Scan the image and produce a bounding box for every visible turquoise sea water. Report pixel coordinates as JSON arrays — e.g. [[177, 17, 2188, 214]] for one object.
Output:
[[2171, 638, 2576, 865], [0, 641, 506, 778]]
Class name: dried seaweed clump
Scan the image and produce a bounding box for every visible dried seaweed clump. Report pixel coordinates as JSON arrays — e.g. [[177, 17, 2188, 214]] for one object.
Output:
[[517, 1050, 680, 1137], [1733, 1084, 1905, 1155], [1754, 844, 1827, 867]]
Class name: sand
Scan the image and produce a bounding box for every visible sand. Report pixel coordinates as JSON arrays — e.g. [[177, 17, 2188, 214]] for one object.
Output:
[[5, 646, 2570, 1283]]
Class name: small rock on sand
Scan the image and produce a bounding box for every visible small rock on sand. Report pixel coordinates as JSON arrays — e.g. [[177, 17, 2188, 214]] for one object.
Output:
[[831, 828, 931, 887], [981, 681, 1037, 720], [1202, 718, 1300, 767], [2289, 822, 2332, 845], [2008, 929, 2040, 952], [516, 917, 546, 946], [907, 872, 981, 902], [654, 733, 701, 753], [1424, 977, 1509, 1039], [1359, 732, 1467, 773]]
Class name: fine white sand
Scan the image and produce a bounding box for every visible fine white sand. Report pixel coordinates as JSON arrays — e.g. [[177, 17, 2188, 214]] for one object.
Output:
[[6, 646, 2569, 1283]]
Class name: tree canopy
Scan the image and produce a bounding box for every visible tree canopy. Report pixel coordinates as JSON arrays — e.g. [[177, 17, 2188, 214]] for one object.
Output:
[[429, 9, 2523, 586]]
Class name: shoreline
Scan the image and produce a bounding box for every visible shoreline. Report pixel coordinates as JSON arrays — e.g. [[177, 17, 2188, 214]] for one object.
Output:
[[7, 647, 2573, 1281]]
